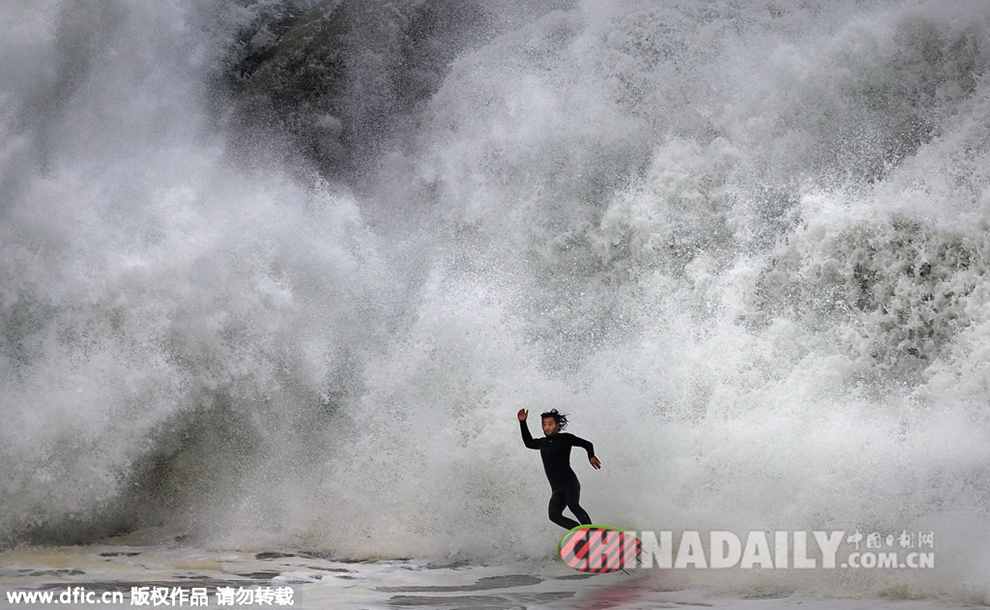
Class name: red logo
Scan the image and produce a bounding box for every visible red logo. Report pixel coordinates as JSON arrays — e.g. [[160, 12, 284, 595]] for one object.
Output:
[[558, 526, 641, 573]]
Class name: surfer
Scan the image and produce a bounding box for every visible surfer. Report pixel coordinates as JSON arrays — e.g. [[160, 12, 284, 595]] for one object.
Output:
[[518, 408, 601, 530]]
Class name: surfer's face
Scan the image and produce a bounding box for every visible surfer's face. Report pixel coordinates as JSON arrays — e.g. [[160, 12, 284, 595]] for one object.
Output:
[[541, 417, 558, 436]]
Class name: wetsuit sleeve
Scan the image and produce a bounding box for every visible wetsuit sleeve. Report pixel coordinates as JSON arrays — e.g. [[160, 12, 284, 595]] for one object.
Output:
[[569, 434, 595, 458], [519, 420, 540, 450]]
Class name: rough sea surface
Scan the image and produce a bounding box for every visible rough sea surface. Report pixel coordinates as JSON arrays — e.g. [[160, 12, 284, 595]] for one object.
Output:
[[3, 0, 990, 606]]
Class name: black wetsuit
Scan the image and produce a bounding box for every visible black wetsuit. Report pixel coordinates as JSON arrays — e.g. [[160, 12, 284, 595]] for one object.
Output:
[[520, 420, 595, 530]]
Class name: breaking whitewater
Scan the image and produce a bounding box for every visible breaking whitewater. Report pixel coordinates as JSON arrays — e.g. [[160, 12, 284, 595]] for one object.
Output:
[[3, 0, 990, 606]]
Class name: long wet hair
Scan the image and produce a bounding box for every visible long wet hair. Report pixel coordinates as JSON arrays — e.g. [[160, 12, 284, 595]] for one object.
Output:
[[540, 409, 569, 431]]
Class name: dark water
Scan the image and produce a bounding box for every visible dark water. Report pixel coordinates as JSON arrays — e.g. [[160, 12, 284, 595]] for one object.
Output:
[[2, 0, 990, 600]]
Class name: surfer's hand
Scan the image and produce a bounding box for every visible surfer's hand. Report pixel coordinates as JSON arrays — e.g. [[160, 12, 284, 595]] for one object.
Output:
[[589, 456, 601, 470], [517, 408, 528, 421]]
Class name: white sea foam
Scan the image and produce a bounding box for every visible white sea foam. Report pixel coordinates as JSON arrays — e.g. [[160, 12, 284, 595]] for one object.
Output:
[[1, 0, 990, 601]]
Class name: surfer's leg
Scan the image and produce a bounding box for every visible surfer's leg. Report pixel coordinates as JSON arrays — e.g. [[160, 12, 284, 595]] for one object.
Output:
[[564, 480, 592, 525], [548, 489, 581, 530]]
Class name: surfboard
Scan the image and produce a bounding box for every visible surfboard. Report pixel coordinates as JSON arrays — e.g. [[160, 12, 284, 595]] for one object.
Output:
[[558, 525, 641, 573]]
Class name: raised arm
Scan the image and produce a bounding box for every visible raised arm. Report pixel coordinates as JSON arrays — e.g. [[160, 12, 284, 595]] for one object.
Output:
[[518, 409, 540, 449]]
